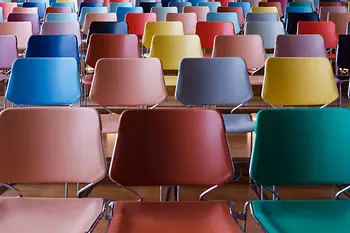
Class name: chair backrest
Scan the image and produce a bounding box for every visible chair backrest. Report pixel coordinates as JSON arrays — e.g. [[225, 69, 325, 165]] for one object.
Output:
[[269, 0, 288, 12], [46, 12, 78, 22], [251, 6, 279, 16], [82, 13, 117, 34], [243, 0, 259, 7], [87, 21, 128, 44], [0, 35, 17, 70], [213, 35, 266, 71], [165, 12, 197, 34], [79, 6, 108, 25], [251, 108, 350, 186], [41, 21, 82, 45], [286, 12, 319, 34], [284, 6, 313, 22], [246, 12, 279, 21], [288, 1, 313, 8], [149, 35, 203, 70], [258, 2, 283, 17], [319, 6, 346, 21], [6, 58, 81, 105], [23, 2, 46, 19], [126, 13, 156, 36], [244, 21, 285, 49], [78, 2, 103, 16], [109, 2, 132, 13], [150, 6, 177, 21], [0, 2, 17, 20], [297, 21, 337, 49], [198, 2, 221, 12], [274, 35, 327, 57], [51, 2, 76, 13], [206, 12, 240, 34], [90, 58, 167, 106], [142, 21, 184, 49], [262, 57, 338, 106], [229, 2, 251, 15], [139, 2, 162, 13], [217, 7, 245, 25], [7, 13, 40, 35], [336, 35, 350, 69], [168, 2, 192, 13], [45, 7, 72, 20], [0, 22, 32, 51], [86, 34, 139, 68], [12, 6, 38, 14], [328, 12, 350, 35], [187, 0, 207, 7], [117, 6, 143, 21], [195, 21, 235, 49], [0, 107, 106, 184], [293, 0, 315, 10], [319, 1, 341, 7], [183, 6, 209, 21], [110, 108, 233, 186], [176, 57, 252, 105]]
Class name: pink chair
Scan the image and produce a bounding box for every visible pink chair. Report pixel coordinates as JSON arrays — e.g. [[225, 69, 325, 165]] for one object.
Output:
[[0, 22, 32, 51], [319, 6, 347, 21], [0, 2, 17, 20], [166, 13, 197, 34], [41, 21, 82, 46], [183, 6, 210, 21]]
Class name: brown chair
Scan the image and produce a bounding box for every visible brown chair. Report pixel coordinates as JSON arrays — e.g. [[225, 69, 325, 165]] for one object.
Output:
[[0, 107, 107, 232], [107, 108, 242, 233], [89, 58, 167, 133], [212, 35, 266, 86], [45, 7, 72, 20], [0, 22, 32, 51], [319, 6, 347, 21], [328, 12, 350, 35], [217, 7, 245, 25], [319, 1, 342, 7], [166, 13, 197, 35], [258, 2, 283, 18], [183, 6, 210, 21]]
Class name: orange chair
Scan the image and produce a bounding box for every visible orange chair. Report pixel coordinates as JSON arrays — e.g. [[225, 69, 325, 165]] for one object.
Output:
[[258, 2, 283, 17], [328, 12, 350, 35], [183, 6, 209, 21], [12, 7, 38, 14], [217, 7, 245, 25], [106, 108, 242, 233], [319, 1, 342, 7], [125, 13, 157, 37], [166, 13, 197, 34], [297, 21, 338, 59], [89, 58, 167, 133], [0, 2, 17, 20]]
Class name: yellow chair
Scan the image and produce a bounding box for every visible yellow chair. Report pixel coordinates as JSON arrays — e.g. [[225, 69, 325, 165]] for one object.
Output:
[[262, 57, 338, 106], [142, 21, 184, 50], [149, 35, 203, 86], [57, 0, 78, 13], [251, 6, 279, 15]]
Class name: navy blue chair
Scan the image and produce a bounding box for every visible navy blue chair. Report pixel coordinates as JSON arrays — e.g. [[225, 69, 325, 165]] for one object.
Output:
[[87, 21, 128, 44], [286, 12, 319, 34], [117, 6, 143, 21], [139, 2, 162, 13], [23, 2, 46, 19], [78, 2, 103, 17]]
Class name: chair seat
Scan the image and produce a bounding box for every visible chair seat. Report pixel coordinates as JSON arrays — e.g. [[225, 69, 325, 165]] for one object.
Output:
[[223, 114, 255, 133], [251, 200, 350, 233], [0, 197, 104, 233], [249, 75, 264, 86], [100, 114, 121, 133], [107, 201, 242, 233]]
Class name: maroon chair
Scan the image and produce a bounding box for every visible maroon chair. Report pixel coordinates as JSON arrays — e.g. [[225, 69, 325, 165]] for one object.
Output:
[[7, 13, 40, 34]]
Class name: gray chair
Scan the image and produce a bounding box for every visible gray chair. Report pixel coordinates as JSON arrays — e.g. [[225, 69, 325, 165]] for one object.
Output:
[[175, 57, 254, 133], [245, 12, 279, 22], [168, 2, 192, 13], [151, 6, 178, 21]]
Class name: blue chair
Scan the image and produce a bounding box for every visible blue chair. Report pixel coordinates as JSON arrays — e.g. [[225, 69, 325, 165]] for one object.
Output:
[[168, 2, 191, 13], [46, 13, 78, 22], [188, 0, 207, 7], [0, 7, 3, 22], [228, 2, 251, 16], [78, 2, 103, 17], [23, 2, 46, 19], [198, 2, 221, 12], [6, 58, 81, 106], [206, 12, 240, 34], [284, 6, 313, 23], [28, 0, 50, 10], [109, 2, 132, 13], [87, 21, 128, 44], [51, 2, 76, 13], [140, 2, 162, 13], [117, 7, 143, 22], [79, 6, 108, 25]]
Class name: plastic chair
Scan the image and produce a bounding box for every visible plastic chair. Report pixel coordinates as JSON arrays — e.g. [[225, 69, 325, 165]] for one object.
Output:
[[268, 0, 288, 12], [195, 21, 235, 51], [284, 6, 313, 22], [7, 13, 40, 35], [108, 2, 132, 13], [217, 7, 245, 25], [198, 2, 221, 12], [328, 12, 350, 35], [251, 6, 279, 18], [246, 12, 279, 21], [166, 13, 197, 34], [262, 57, 338, 106], [258, 2, 283, 17], [51, 2, 76, 13], [0, 107, 106, 232], [107, 108, 242, 233], [183, 6, 209, 21], [41, 21, 82, 46], [335, 35, 350, 104], [248, 108, 350, 233], [288, 1, 313, 8], [151, 6, 177, 21], [206, 12, 240, 34], [319, 1, 341, 6], [89, 58, 167, 133], [117, 6, 143, 21], [7, 58, 81, 105], [228, 2, 251, 15], [244, 21, 285, 50], [12, 7, 38, 14], [187, 0, 207, 7], [45, 7, 72, 20], [176, 57, 254, 134], [82, 13, 117, 34], [87, 21, 128, 44], [293, 0, 315, 10], [23, 2, 45, 19], [168, 2, 191, 13], [57, 0, 78, 12], [79, 7, 108, 25], [142, 21, 184, 49], [319, 6, 346, 21], [286, 12, 319, 34], [27, 0, 50, 8], [0, 3, 16, 20], [46, 12, 78, 22], [139, 2, 162, 13], [126, 13, 156, 37], [0, 22, 31, 51], [78, 2, 103, 17]]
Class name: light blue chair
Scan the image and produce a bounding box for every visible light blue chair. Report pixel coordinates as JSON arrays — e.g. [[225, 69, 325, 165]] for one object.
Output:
[[79, 6, 108, 25], [109, 2, 132, 13], [188, 0, 207, 7], [0, 7, 3, 22], [23, 2, 46, 19], [168, 2, 191, 13], [198, 2, 221, 12], [28, 0, 50, 10], [6, 58, 81, 106], [206, 12, 240, 34], [46, 13, 78, 22], [284, 6, 313, 24], [51, 2, 76, 13], [117, 6, 143, 22], [228, 2, 251, 16]]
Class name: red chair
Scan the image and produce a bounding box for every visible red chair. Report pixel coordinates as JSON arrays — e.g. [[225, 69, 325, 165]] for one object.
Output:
[[217, 7, 245, 25], [297, 21, 338, 59], [259, 2, 283, 17], [319, 1, 342, 7], [215, 0, 234, 7], [125, 13, 157, 37], [0, 2, 17, 20]]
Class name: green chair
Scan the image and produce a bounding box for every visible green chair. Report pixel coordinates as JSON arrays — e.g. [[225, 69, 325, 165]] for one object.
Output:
[[244, 108, 350, 232]]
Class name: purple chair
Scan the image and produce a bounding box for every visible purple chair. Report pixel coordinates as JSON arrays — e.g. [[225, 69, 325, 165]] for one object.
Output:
[[7, 13, 40, 34], [319, 6, 347, 21]]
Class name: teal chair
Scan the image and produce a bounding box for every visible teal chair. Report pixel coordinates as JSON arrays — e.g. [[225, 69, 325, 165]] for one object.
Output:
[[109, 2, 132, 13], [117, 6, 143, 22], [46, 13, 78, 22], [206, 12, 240, 34], [198, 2, 221, 12], [245, 108, 350, 233], [51, 2, 76, 13], [79, 6, 108, 25], [228, 2, 251, 16], [284, 5, 313, 23]]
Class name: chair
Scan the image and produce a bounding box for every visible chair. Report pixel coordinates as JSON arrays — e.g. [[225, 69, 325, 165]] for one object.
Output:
[[198, 2, 221, 12], [228, 2, 251, 16], [51, 2, 76, 13], [319, 1, 341, 6], [82, 13, 117, 35], [89, 58, 167, 133], [328, 12, 350, 35], [262, 57, 338, 106], [166, 13, 197, 34], [246, 12, 279, 21], [293, 0, 315, 10], [139, 2, 162, 13], [244, 21, 285, 50], [251, 6, 279, 17], [269, 0, 288, 12], [107, 108, 242, 233], [12, 6, 38, 14], [335, 35, 350, 104], [187, 0, 207, 6], [206, 12, 240, 34], [46, 12, 78, 22], [0, 22, 32, 52], [0, 2, 17, 20], [0, 107, 107, 233], [183, 6, 210, 21], [284, 6, 313, 23], [87, 21, 128, 44], [150, 6, 177, 21], [286, 12, 319, 34], [274, 35, 327, 57], [6, 58, 81, 105], [288, 1, 313, 8], [117, 6, 143, 21], [319, 6, 346, 21], [212, 35, 266, 86], [168, 2, 191, 13], [45, 7, 72, 20], [79, 7, 108, 25], [7, 13, 40, 35], [258, 2, 283, 17], [247, 108, 350, 233], [176, 58, 254, 134], [217, 7, 245, 25], [142, 21, 184, 49], [126, 13, 157, 36], [78, 2, 103, 17], [23, 2, 45, 19], [109, 2, 132, 13], [41, 21, 82, 46]]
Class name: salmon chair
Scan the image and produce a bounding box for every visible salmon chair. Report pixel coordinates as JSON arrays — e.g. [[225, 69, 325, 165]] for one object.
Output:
[[165, 13, 197, 34]]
